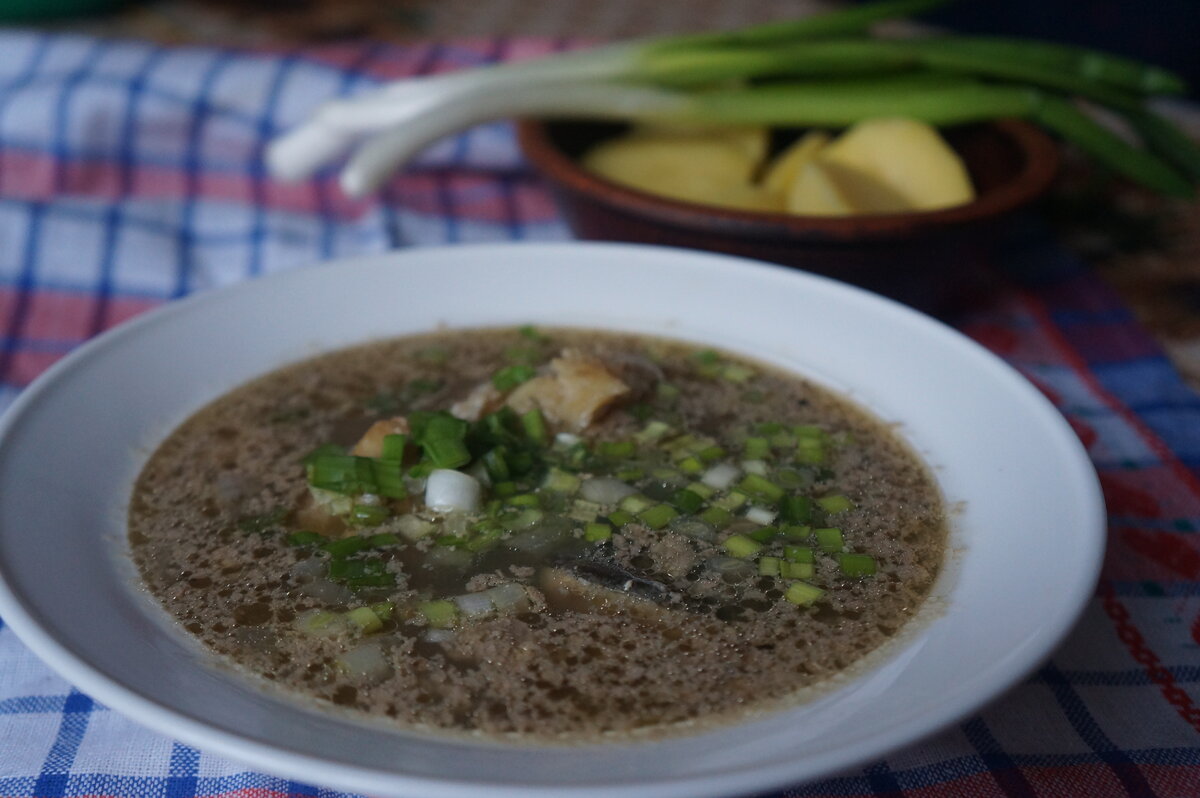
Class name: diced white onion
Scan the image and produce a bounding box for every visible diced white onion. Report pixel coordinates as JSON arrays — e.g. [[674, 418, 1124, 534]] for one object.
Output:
[[423, 628, 456, 645], [741, 459, 768, 476], [556, 432, 581, 446], [701, 462, 740, 490], [746, 506, 777, 525], [484, 583, 532, 614], [453, 591, 495, 619], [336, 642, 392, 682], [357, 493, 382, 506], [580, 477, 637, 505], [425, 469, 482, 513], [395, 513, 435, 541]]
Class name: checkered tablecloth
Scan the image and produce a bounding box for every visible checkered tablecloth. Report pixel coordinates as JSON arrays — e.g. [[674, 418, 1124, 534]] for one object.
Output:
[[0, 29, 1198, 798]]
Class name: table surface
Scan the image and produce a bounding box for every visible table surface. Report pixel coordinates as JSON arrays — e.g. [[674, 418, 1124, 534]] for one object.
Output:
[[1, 3, 1199, 797]]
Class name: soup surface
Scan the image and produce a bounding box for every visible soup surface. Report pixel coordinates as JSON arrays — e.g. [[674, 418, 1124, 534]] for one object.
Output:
[[129, 327, 947, 740]]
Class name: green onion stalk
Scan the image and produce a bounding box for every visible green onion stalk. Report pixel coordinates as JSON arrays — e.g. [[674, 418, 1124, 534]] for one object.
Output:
[[266, 0, 1198, 198]]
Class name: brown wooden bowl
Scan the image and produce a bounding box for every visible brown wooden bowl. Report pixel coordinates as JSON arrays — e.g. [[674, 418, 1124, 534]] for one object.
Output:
[[516, 118, 1060, 313]]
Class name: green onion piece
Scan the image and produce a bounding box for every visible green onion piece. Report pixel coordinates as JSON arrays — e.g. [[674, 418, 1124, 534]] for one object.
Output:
[[482, 447, 511, 482], [743, 437, 771, 460], [638, 503, 679, 530], [782, 524, 812, 541], [838, 553, 878, 577], [298, 610, 341, 635], [715, 491, 748, 511], [568, 499, 603, 523], [286, 530, 324, 547], [518, 324, 546, 341], [692, 349, 720, 365], [721, 363, 755, 383], [542, 467, 582, 493], [585, 522, 613, 542], [685, 481, 716, 499], [492, 364, 537, 392], [817, 494, 854, 514], [815, 527, 845, 553], [795, 439, 827, 465], [634, 420, 672, 444], [700, 506, 733, 527], [748, 526, 779, 543], [781, 561, 815, 580], [419, 600, 459, 629], [723, 533, 763, 558], [521, 408, 549, 446], [416, 413, 471, 469], [656, 383, 680, 403], [597, 440, 636, 458], [507, 493, 540, 507], [408, 462, 435, 479], [779, 495, 814, 524], [350, 503, 390, 526], [322, 536, 374, 559], [672, 489, 705, 514], [370, 601, 395, 620], [619, 494, 653, 514], [607, 509, 635, 527], [616, 467, 645, 482], [785, 581, 825, 606], [677, 455, 704, 475], [368, 532, 401, 547], [346, 606, 383, 634], [492, 480, 516, 497], [370, 459, 407, 499], [758, 556, 781, 577], [301, 443, 345, 466], [307, 453, 377, 495], [784, 545, 815, 563], [738, 473, 785, 503], [380, 433, 407, 462], [697, 444, 726, 463]]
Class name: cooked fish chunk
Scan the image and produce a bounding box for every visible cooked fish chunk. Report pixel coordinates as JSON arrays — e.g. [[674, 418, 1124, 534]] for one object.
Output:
[[350, 416, 410, 458], [506, 350, 630, 432]]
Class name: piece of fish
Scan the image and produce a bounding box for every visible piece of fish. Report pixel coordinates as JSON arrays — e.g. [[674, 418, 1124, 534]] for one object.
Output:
[[507, 349, 630, 433], [538, 561, 684, 626]]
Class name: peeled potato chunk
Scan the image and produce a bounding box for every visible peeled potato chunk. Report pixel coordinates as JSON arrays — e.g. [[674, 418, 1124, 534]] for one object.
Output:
[[818, 117, 975, 211], [581, 126, 766, 208], [761, 130, 831, 199], [787, 159, 915, 216]]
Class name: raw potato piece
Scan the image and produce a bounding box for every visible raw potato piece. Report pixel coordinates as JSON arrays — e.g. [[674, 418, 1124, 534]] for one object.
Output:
[[818, 118, 975, 211], [761, 130, 831, 198], [582, 126, 777, 210], [787, 159, 913, 216]]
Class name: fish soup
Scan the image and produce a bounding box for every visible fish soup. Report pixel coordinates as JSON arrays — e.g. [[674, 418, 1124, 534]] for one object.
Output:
[[129, 327, 947, 739]]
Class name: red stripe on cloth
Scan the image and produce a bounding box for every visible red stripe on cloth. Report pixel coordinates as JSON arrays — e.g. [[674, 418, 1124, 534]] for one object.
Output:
[[8, 349, 64, 388], [23, 290, 99, 342], [1100, 581, 1200, 735], [382, 172, 560, 223]]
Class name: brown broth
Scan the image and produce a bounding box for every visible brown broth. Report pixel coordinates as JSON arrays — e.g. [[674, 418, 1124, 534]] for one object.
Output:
[[129, 327, 947, 740]]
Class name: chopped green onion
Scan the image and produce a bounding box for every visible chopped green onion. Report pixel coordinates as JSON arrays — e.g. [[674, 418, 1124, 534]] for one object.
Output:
[[743, 437, 771, 460], [699, 506, 733, 527], [838, 553, 878, 577], [747, 526, 778, 543], [492, 364, 537, 392], [721, 363, 755, 383], [672, 488, 705, 514], [607, 509, 635, 527], [715, 491, 748, 511], [738, 473, 785, 503], [619, 494, 653, 514], [685, 481, 715, 500], [542, 467, 582, 493], [568, 499, 603, 523], [815, 527, 845, 553], [521, 408, 549, 446], [370, 601, 395, 620], [492, 479, 517, 497], [286, 530, 324, 547], [634, 420, 672, 444], [507, 493, 540, 507], [817, 494, 854, 514], [781, 561, 815, 580], [758, 556, 781, 577], [415, 413, 471, 469], [482, 447, 511, 482], [784, 581, 825, 606], [307, 454, 377, 495], [419, 599, 459, 629], [784, 545, 814, 563], [723, 533, 762, 558], [597, 440, 636, 458], [585, 522, 613, 542], [697, 444, 726, 463], [368, 532, 401, 547], [779, 495, 814, 524], [350, 503, 390, 526], [322, 536, 374, 559], [370, 459, 407, 499], [638, 503, 679, 530], [380, 433, 407, 462], [346, 606, 383, 634], [782, 524, 812, 541], [518, 324, 546, 341]]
